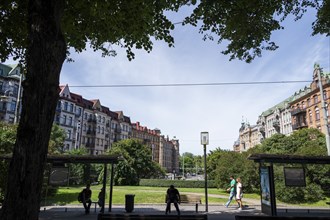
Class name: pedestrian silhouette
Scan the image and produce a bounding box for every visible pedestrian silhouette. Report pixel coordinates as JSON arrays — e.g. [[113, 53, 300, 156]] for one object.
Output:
[[165, 185, 181, 215]]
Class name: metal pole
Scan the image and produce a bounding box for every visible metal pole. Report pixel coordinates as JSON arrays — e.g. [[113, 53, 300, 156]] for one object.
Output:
[[182, 155, 184, 177], [316, 66, 330, 156], [203, 144, 208, 212], [109, 163, 115, 212], [101, 163, 107, 213], [14, 73, 22, 124]]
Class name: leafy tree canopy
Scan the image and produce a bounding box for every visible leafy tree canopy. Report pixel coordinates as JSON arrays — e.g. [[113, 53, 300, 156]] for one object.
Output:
[[1, 0, 329, 63], [108, 139, 165, 185]]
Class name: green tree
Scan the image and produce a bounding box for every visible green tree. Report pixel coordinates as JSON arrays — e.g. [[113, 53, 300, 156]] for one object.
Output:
[[0, 123, 67, 202], [1, 1, 329, 219], [209, 149, 259, 192], [256, 128, 329, 203], [109, 139, 165, 185], [48, 124, 66, 155], [0, 122, 17, 202]]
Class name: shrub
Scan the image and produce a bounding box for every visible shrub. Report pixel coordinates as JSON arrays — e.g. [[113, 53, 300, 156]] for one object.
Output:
[[140, 179, 216, 188]]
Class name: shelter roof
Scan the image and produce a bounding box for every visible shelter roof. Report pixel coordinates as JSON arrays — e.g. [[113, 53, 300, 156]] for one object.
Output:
[[0, 154, 123, 164], [248, 154, 330, 164]]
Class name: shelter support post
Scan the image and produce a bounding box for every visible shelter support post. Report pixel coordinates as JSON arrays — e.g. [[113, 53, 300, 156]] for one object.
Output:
[[108, 163, 115, 212], [101, 163, 107, 213]]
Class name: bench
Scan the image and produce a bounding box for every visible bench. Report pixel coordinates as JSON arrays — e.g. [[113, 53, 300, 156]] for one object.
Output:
[[166, 194, 202, 213], [98, 213, 207, 220], [79, 201, 99, 213]]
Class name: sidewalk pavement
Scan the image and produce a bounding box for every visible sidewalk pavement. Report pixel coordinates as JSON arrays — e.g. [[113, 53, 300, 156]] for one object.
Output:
[[38, 204, 265, 220], [38, 204, 330, 220]]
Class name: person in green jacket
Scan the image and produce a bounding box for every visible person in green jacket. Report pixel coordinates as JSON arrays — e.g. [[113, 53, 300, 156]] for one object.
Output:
[[224, 175, 236, 208]]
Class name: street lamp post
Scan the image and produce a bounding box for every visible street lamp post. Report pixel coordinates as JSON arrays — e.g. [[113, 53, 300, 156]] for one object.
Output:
[[200, 131, 209, 212]]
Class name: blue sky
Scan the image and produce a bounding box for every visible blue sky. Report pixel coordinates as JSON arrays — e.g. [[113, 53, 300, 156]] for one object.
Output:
[[59, 8, 329, 156], [5, 7, 329, 156]]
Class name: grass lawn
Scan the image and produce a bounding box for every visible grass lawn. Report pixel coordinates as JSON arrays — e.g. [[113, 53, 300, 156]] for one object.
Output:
[[43, 185, 231, 205], [43, 185, 330, 208]]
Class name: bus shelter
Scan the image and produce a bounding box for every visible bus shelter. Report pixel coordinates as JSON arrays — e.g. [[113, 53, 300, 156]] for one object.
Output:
[[0, 154, 123, 212], [248, 154, 330, 216]]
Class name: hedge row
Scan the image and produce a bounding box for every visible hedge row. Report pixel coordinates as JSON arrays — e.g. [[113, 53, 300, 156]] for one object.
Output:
[[140, 179, 217, 188]]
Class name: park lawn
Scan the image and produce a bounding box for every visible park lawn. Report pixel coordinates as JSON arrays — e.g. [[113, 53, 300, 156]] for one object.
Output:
[[44, 185, 329, 207], [44, 185, 231, 205]]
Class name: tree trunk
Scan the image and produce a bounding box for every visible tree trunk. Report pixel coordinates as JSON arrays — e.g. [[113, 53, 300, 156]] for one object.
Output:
[[0, 0, 66, 219]]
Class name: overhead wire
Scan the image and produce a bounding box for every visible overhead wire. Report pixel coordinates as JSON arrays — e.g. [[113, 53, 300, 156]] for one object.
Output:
[[68, 80, 310, 88]]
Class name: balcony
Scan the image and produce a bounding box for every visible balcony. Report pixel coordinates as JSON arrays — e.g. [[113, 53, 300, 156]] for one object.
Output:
[[87, 118, 97, 123], [291, 108, 306, 116], [273, 120, 280, 128], [86, 129, 96, 135], [85, 142, 95, 148], [292, 122, 308, 130], [115, 127, 121, 133]]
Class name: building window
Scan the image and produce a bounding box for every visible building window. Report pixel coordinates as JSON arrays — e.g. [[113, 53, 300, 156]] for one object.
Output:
[[67, 130, 71, 140], [302, 101, 306, 109], [76, 107, 81, 116], [68, 116, 73, 126], [314, 95, 318, 104], [64, 102, 68, 111], [315, 107, 320, 120], [84, 113, 87, 119], [69, 103, 74, 112], [63, 115, 67, 125], [323, 90, 327, 100], [307, 98, 311, 106], [102, 127, 104, 134], [309, 110, 313, 123], [97, 126, 100, 133]]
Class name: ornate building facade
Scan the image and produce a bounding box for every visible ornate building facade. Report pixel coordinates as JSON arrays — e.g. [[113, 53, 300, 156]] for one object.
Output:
[[290, 64, 330, 133], [0, 63, 23, 124], [234, 64, 329, 152]]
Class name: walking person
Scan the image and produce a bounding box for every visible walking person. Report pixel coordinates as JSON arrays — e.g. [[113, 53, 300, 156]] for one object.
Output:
[[82, 184, 92, 214], [165, 185, 181, 215], [236, 177, 243, 210], [224, 175, 236, 208]]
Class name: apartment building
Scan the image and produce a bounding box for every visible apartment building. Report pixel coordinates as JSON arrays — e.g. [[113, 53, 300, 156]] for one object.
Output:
[[159, 135, 180, 173], [0, 63, 23, 124], [257, 97, 293, 139], [235, 121, 262, 152], [131, 121, 180, 172], [56, 84, 130, 155], [56, 85, 179, 172], [290, 64, 330, 133], [131, 121, 161, 163], [234, 63, 329, 152]]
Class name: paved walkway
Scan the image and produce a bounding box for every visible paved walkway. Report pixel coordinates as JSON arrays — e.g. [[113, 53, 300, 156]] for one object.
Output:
[[38, 204, 263, 220]]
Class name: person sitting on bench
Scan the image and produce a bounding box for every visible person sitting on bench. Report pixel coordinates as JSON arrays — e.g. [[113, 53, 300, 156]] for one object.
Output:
[[82, 184, 92, 214]]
